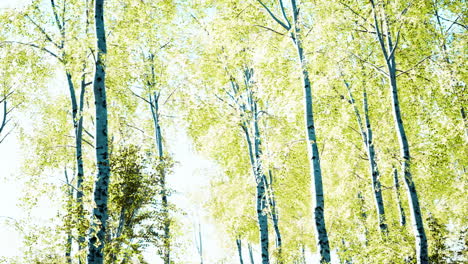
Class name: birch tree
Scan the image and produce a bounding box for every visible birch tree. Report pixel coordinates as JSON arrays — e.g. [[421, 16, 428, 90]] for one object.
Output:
[[2, 1, 94, 259], [367, 1, 428, 261], [87, 0, 111, 262], [343, 79, 387, 233], [256, 0, 330, 261], [222, 67, 271, 263]]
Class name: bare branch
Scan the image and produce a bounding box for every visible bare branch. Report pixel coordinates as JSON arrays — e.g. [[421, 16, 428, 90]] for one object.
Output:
[[162, 87, 179, 105], [2, 41, 62, 62], [214, 93, 237, 111], [439, 15, 467, 31], [82, 138, 94, 148], [190, 13, 210, 36], [396, 55, 431, 77], [0, 100, 8, 135], [340, 1, 373, 29], [369, 0, 390, 62], [278, 0, 291, 29], [387, 28, 401, 60], [130, 89, 151, 104], [0, 125, 16, 145], [254, 24, 287, 36], [84, 128, 94, 139], [256, 0, 290, 30], [0, 90, 13, 105], [50, 0, 65, 47], [25, 15, 60, 49], [349, 52, 389, 76]]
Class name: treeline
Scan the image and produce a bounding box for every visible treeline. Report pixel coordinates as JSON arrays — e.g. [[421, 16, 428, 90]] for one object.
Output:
[[0, 0, 466, 263]]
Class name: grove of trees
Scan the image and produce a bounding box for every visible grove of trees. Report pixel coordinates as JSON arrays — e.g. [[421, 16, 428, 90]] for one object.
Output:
[[0, 0, 466, 263]]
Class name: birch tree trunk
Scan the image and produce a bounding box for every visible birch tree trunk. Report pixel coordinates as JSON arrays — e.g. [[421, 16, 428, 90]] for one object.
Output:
[[87, 0, 110, 262], [237, 238, 245, 264], [357, 192, 369, 246], [248, 243, 255, 264], [256, 1, 329, 260], [266, 171, 282, 262], [229, 69, 270, 264], [362, 89, 387, 233], [65, 70, 87, 258], [290, 1, 330, 260], [390, 69, 428, 262], [344, 81, 387, 233], [64, 169, 73, 264], [149, 91, 171, 264], [252, 96, 270, 264], [0, 92, 12, 143], [370, 1, 428, 261], [195, 223, 203, 264], [393, 167, 406, 226]]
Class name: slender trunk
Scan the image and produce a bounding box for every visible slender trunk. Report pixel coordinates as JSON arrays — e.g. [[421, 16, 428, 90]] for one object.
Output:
[[370, 1, 428, 260], [393, 167, 406, 226], [233, 70, 270, 264], [266, 171, 282, 262], [66, 70, 87, 260], [357, 192, 369, 246], [241, 117, 269, 260], [362, 89, 387, 233], [76, 72, 86, 260], [389, 64, 428, 263], [62, 0, 91, 259], [257, 184, 269, 264], [0, 99, 7, 137], [87, 0, 110, 263], [461, 106, 468, 141], [150, 91, 170, 264], [253, 99, 270, 264], [66, 229, 72, 264], [248, 243, 255, 264], [64, 170, 73, 264], [197, 223, 203, 264], [290, 0, 330, 260], [237, 238, 245, 264], [161, 173, 170, 264], [345, 81, 387, 233]]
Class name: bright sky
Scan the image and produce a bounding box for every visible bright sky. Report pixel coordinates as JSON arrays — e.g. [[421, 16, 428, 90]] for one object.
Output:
[[0, 134, 22, 259], [0, 0, 30, 9]]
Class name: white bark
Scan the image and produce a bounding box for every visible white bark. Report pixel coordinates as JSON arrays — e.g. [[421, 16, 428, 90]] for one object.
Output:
[[149, 91, 171, 264], [370, 1, 428, 261], [393, 167, 406, 226], [226, 69, 270, 263], [344, 81, 387, 233], [237, 238, 245, 264], [362, 89, 387, 232], [290, 0, 330, 260], [257, 0, 330, 260], [248, 243, 255, 264], [87, 0, 110, 263]]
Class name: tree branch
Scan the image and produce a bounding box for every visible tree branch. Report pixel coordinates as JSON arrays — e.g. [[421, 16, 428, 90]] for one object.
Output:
[[396, 55, 431, 77], [2, 41, 62, 62], [25, 15, 61, 49], [349, 51, 388, 76], [254, 24, 287, 36], [278, 0, 291, 29], [50, 0, 65, 48], [256, 0, 290, 30]]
